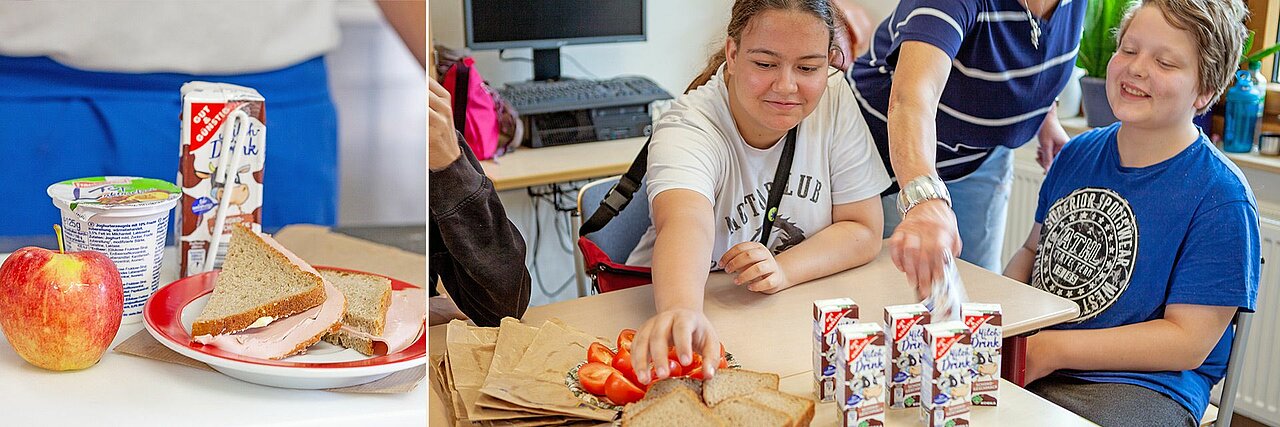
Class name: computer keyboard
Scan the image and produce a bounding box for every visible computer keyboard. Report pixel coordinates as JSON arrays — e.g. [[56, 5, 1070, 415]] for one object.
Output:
[[499, 76, 673, 115]]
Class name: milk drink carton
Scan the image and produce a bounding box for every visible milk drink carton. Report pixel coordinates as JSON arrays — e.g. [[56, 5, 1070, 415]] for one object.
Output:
[[921, 321, 972, 427], [178, 82, 266, 277], [835, 323, 886, 427], [884, 304, 930, 408], [963, 303, 1002, 406], [813, 298, 858, 402]]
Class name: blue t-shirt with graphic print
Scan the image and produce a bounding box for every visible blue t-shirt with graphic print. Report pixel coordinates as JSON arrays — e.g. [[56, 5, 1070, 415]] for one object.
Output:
[[1032, 123, 1260, 421]]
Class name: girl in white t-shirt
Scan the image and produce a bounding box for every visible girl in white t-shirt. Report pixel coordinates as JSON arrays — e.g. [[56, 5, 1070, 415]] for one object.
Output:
[[628, 0, 891, 385]]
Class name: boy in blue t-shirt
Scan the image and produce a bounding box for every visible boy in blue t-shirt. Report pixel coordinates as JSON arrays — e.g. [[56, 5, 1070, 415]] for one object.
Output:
[[1003, 1, 1260, 426]]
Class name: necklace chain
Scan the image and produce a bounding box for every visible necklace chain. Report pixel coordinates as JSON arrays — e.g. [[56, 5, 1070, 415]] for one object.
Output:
[[1024, 0, 1043, 50]]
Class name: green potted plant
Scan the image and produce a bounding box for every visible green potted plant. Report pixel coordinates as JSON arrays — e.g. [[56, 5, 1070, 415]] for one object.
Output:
[[1077, 0, 1132, 127]]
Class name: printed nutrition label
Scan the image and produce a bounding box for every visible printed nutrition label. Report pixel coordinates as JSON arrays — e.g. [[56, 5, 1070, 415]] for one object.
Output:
[[60, 214, 170, 318]]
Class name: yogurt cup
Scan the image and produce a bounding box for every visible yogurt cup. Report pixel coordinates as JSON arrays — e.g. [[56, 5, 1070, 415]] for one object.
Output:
[[48, 177, 181, 324]]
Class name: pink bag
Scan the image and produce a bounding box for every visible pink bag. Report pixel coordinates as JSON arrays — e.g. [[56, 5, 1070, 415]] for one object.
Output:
[[442, 57, 502, 160]]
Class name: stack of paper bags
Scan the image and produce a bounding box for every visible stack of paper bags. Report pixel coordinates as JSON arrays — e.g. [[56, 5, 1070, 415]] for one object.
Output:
[[432, 318, 617, 426]]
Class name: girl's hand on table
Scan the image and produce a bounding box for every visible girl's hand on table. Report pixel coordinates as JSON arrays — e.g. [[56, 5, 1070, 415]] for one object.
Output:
[[720, 241, 792, 294], [631, 308, 721, 384]]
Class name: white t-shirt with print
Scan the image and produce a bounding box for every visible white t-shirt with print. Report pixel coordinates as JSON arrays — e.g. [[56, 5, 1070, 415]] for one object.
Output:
[[625, 67, 890, 268]]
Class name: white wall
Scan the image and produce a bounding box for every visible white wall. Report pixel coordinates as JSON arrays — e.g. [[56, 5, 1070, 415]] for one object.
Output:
[[429, 0, 732, 96], [330, 1, 427, 226]]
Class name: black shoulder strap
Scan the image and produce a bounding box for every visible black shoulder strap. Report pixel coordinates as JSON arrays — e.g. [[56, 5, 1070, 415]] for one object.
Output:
[[579, 134, 650, 236], [579, 127, 799, 248], [758, 127, 798, 245], [452, 61, 470, 134]]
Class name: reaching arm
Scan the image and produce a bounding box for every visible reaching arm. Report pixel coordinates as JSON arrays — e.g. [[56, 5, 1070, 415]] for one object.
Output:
[[884, 41, 963, 297], [650, 189, 717, 313], [886, 41, 951, 189], [632, 189, 724, 384]]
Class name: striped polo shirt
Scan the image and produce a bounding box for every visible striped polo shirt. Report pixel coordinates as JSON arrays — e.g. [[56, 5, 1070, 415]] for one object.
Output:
[[848, 0, 1085, 191]]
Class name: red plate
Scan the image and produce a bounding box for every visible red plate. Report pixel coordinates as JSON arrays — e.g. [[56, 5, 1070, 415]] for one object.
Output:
[[144, 266, 426, 368]]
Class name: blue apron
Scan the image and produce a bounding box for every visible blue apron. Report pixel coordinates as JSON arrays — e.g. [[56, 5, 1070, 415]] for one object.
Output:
[[0, 55, 338, 236]]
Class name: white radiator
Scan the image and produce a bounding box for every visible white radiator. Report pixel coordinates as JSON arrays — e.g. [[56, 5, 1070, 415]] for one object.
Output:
[[1227, 214, 1280, 426], [1003, 148, 1047, 267], [1007, 145, 1280, 425]]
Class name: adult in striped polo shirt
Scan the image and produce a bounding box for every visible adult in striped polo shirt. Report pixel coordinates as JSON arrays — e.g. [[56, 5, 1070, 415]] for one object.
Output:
[[839, 0, 1085, 293]]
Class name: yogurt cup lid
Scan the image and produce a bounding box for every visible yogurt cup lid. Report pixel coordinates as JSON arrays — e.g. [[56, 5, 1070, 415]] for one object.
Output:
[[48, 176, 181, 217]]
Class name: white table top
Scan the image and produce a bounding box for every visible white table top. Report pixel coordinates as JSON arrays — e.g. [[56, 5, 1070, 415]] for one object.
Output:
[[0, 249, 426, 427]]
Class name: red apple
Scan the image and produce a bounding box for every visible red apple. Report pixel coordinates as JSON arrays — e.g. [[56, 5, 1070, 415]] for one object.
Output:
[[0, 247, 123, 371]]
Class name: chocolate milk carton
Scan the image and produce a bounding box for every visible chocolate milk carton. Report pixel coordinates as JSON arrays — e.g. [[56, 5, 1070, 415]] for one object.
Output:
[[814, 298, 859, 402], [884, 303, 930, 408], [178, 82, 266, 277], [963, 303, 1002, 407], [836, 323, 886, 427], [921, 321, 972, 427]]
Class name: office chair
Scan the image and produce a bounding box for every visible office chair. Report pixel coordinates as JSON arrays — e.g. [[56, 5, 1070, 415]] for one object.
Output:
[[573, 176, 653, 295], [1206, 311, 1254, 427]]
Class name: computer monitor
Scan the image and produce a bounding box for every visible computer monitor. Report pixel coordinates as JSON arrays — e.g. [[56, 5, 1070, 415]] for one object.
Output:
[[463, 0, 646, 81]]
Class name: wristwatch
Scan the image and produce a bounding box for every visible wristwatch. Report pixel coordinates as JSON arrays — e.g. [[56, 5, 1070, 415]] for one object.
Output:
[[897, 175, 952, 217]]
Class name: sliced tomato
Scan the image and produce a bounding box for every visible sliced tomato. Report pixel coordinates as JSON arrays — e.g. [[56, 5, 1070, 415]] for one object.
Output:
[[617, 329, 637, 352], [685, 365, 706, 380], [578, 362, 618, 396], [668, 347, 703, 369], [604, 372, 646, 405], [612, 348, 641, 386], [587, 342, 615, 365], [649, 357, 682, 379]]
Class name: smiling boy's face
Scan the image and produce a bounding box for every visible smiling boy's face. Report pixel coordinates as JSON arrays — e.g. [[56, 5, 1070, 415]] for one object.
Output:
[[1107, 5, 1214, 128]]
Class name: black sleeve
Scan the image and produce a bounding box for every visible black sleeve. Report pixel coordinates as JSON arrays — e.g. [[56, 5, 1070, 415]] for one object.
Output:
[[428, 132, 532, 326]]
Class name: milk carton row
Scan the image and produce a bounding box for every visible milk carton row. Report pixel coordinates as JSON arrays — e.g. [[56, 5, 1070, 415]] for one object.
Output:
[[813, 299, 1002, 427]]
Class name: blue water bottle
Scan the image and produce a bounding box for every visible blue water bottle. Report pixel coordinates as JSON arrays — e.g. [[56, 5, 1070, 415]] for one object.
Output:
[[1224, 70, 1261, 153]]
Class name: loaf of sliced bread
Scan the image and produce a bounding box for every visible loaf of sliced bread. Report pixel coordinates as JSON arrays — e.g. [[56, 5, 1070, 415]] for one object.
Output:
[[191, 225, 327, 337], [745, 388, 815, 427], [622, 388, 725, 427], [711, 395, 791, 427], [319, 270, 392, 355], [702, 369, 780, 406], [621, 377, 706, 423]]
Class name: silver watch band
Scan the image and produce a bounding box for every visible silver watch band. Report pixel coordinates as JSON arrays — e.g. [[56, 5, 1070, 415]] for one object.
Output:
[[897, 175, 952, 217]]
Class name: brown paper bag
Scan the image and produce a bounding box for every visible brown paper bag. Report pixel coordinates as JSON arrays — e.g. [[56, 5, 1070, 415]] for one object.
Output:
[[446, 320, 501, 419], [478, 321, 616, 421], [445, 319, 564, 422], [471, 318, 559, 420]]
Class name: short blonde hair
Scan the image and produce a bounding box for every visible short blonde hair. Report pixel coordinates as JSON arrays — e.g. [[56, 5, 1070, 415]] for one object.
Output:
[[1116, 0, 1249, 114]]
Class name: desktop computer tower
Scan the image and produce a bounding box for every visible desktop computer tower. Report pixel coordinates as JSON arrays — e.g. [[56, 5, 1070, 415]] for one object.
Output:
[[525, 103, 654, 148]]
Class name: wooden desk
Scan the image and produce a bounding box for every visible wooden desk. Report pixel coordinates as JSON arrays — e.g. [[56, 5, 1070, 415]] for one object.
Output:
[[479, 137, 645, 191], [430, 249, 1083, 425], [518, 247, 1078, 379]]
